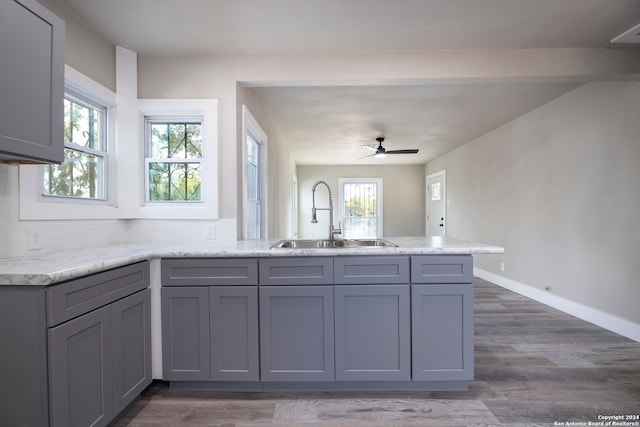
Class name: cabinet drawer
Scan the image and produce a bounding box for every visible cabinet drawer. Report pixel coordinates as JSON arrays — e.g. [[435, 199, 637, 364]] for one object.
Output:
[[162, 258, 258, 286], [46, 261, 149, 327], [334, 256, 409, 284], [259, 257, 333, 285], [410, 255, 472, 283]]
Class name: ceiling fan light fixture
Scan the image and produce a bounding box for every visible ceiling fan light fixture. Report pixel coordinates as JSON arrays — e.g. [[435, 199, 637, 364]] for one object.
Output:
[[359, 136, 418, 160]]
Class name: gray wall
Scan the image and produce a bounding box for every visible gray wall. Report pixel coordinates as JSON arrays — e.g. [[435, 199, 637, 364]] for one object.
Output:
[[297, 165, 425, 239], [236, 85, 295, 239], [426, 81, 640, 327], [40, 0, 116, 91]]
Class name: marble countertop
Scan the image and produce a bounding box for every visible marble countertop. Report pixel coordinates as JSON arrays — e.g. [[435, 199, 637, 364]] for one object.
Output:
[[0, 237, 504, 286]]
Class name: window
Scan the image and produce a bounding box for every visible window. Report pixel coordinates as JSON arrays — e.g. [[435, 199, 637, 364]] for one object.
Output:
[[246, 133, 261, 238], [339, 178, 383, 239], [242, 106, 267, 240], [43, 91, 107, 200], [144, 117, 203, 203]]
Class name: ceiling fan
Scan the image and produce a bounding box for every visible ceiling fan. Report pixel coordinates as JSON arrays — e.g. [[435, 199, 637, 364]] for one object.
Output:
[[360, 137, 419, 159]]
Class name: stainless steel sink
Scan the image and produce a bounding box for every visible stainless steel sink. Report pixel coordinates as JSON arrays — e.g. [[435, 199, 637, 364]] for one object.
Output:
[[270, 239, 398, 249]]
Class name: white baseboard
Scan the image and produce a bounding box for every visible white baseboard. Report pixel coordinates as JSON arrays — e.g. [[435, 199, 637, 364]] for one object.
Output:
[[474, 268, 640, 343]]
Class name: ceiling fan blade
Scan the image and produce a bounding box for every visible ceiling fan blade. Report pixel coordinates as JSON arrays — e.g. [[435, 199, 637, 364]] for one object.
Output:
[[361, 145, 377, 152], [358, 153, 376, 160], [386, 149, 419, 154]]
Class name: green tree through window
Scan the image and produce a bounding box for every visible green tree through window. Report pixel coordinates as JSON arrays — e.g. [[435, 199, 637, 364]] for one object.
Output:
[[43, 94, 106, 199], [146, 120, 203, 202]]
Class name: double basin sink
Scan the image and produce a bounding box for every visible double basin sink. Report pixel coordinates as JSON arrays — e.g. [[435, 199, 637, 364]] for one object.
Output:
[[271, 238, 398, 249]]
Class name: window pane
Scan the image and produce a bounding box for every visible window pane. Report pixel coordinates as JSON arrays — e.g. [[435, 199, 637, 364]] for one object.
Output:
[[64, 97, 103, 150], [44, 148, 104, 199], [151, 123, 202, 159], [247, 200, 260, 240], [148, 162, 201, 201], [431, 182, 441, 201]]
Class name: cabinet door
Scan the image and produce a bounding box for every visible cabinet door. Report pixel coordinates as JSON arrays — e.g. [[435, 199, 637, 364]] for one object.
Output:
[[112, 289, 152, 413], [210, 286, 259, 381], [161, 287, 210, 380], [0, 0, 64, 163], [48, 305, 113, 427], [411, 284, 474, 381], [334, 285, 410, 381], [260, 286, 334, 381]]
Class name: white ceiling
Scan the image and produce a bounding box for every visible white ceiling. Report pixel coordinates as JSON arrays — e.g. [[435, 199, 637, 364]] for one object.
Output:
[[58, 0, 640, 165]]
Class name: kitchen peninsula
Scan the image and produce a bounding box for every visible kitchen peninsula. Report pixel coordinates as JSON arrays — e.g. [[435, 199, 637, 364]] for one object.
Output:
[[0, 237, 503, 427]]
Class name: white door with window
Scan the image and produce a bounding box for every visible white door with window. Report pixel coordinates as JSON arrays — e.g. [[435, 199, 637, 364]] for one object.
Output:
[[339, 178, 382, 239], [426, 171, 446, 237]]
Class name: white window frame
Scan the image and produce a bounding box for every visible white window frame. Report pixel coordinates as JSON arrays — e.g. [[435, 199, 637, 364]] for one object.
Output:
[[19, 65, 119, 220], [143, 116, 205, 204], [40, 88, 110, 202], [242, 106, 268, 240], [136, 99, 218, 220], [338, 177, 383, 239], [292, 175, 298, 238]]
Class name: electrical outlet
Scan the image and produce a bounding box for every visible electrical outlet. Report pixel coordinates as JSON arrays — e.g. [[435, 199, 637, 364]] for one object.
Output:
[[27, 228, 43, 250], [499, 262, 505, 272], [206, 224, 216, 240]]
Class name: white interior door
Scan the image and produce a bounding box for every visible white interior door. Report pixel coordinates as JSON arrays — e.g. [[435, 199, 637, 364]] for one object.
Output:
[[426, 171, 446, 237]]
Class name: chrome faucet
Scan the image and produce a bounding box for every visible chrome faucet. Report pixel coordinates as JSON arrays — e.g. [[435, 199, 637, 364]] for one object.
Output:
[[311, 180, 342, 241]]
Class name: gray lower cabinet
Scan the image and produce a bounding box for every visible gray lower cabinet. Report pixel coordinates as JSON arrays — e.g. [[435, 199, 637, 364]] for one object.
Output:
[[0, 261, 151, 427], [210, 286, 259, 381], [158, 255, 475, 390], [411, 284, 474, 381], [112, 289, 153, 413], [48, 289, 151, 427], [334, 285, 410, 381], [49, 304, 113, 427], [161, 286, 211, 380], [333, 256, 411, 381], [259, 285, 335, 381], [161, 258, 260, 382], [410, 255, 474, 382]]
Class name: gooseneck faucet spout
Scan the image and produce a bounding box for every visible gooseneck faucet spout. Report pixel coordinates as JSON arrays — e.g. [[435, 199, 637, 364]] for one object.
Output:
[[311, 180, 342, 241]]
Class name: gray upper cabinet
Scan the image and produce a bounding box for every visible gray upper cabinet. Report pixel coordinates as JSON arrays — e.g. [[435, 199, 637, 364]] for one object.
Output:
[[0, 0, 65, 163]]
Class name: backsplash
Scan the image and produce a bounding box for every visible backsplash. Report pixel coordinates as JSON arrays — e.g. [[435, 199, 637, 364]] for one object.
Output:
[[0, 164, 237, 258]]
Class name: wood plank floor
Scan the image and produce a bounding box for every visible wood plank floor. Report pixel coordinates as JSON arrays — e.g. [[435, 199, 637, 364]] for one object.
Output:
[[113, 278, 640, 426]]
